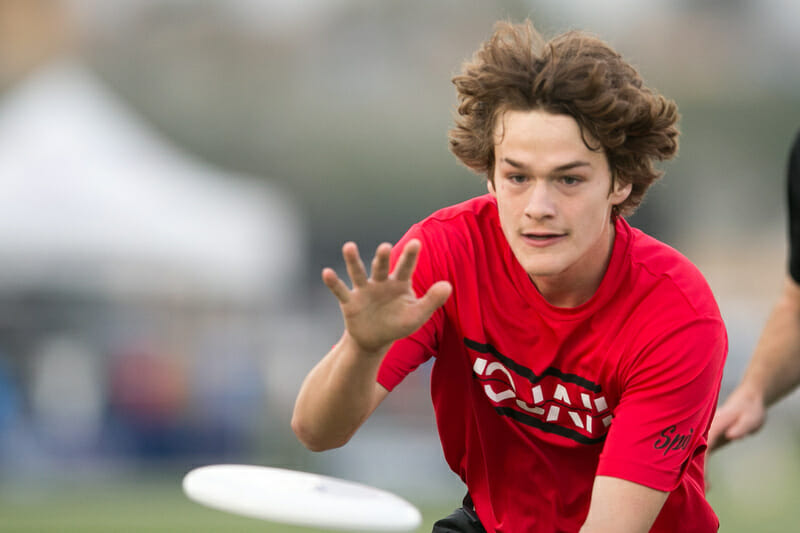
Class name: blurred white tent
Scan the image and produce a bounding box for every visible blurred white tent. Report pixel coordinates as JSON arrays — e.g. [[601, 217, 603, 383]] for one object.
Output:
[[0, 60, 305, 303]]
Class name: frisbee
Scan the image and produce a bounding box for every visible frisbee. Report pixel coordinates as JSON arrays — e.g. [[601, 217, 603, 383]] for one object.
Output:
[[182, 464, 422, 531]]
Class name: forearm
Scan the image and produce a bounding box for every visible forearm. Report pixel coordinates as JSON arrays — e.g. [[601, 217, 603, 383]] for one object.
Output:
[[291, 332, 389, 451], [579, 476, 667, 533], [739, 277, 800, 407], [293, 238, 449, 451]]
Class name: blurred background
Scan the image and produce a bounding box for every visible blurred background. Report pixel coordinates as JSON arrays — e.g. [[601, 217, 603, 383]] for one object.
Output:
[[0, 0, 798, 531]]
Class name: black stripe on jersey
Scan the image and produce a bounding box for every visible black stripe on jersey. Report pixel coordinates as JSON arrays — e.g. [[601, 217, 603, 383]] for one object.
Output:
[[494, 406, 607, 445], [463, 337, 602, 393]]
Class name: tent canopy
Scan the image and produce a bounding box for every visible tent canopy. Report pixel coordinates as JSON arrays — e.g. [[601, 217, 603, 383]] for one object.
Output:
[[0, 60, 305, 303]]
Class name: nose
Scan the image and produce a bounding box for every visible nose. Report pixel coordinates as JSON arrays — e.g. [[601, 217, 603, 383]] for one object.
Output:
[[523, 181, 556, 220]]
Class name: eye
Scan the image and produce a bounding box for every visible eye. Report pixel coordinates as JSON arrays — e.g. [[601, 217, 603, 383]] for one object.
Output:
[[507, 174, 528, 185], [560, 175, 582, 186]]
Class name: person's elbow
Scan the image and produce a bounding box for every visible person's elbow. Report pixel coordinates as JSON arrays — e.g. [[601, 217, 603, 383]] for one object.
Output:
[[290, 414, 351, 452]]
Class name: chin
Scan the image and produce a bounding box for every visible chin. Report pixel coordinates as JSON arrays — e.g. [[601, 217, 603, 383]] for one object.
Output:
[[513, 250, 565, 277], [526, 270, 564, 280], [521, 262, 566, 279]]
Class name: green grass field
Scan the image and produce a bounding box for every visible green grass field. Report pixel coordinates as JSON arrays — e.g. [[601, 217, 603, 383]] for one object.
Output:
[[0, 475, 454, 533], [1, 476, 797, 533], [1, 431, 798, 533]]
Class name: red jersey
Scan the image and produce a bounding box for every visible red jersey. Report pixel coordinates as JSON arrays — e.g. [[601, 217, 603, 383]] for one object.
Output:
[[377, 195, 727, 533]]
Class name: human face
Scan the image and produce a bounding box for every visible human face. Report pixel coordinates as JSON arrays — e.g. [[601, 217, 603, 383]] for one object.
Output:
[[488, 109, 631, 306]]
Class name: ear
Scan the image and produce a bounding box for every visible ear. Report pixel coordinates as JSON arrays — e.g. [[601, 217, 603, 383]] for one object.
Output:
[[487, 178, 496, 197], [609, 180, 632, 207]]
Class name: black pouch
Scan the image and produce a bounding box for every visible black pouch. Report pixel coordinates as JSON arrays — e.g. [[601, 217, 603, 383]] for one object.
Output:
[[431, 494, 487, 533]]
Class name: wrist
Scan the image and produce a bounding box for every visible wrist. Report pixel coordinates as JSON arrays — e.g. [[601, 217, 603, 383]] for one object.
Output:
[[340, 331, 391, 359], [734, 379, 767, 406]]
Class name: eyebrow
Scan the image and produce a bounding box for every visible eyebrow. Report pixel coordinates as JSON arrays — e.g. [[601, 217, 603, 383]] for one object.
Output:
[[501, 157, 592, 172]]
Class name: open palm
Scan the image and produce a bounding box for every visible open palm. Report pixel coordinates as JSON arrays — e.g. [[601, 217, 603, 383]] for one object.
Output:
[[322, 239, 452, 354]]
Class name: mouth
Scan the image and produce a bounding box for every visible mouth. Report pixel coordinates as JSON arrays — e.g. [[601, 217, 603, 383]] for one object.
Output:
[[521, 231, 567, 246]]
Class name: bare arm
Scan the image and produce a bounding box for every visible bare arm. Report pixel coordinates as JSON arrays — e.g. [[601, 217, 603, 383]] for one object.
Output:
[[579, 476, 668, 533], [708, 275, 800, 451], [291, 332, 391, 451], [291, 239, 452, 451]]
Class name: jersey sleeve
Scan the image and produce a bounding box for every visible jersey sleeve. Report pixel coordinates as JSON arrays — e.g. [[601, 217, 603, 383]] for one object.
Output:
[[787, 130, 800, 283], [596, 317, 727, 492], [376, 223, 447, 391]]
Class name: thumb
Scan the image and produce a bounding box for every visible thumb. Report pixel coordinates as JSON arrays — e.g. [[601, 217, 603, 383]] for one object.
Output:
[[419, 281, 453, 314]]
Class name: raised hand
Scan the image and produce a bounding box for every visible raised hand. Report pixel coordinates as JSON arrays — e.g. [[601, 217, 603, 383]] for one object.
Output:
[[322, 239, 452, 354]]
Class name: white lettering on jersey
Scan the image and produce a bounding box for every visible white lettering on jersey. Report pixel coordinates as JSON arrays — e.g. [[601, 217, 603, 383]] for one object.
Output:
[[472, 356, 613, 440], [532, 385, 544, 404], [485, 362, 516, 392], [516, 399, 545, 415], [484, 385, 516, 403], [595, 396, 608, 412], [568, 411, 584, 429], [554, 384, 572, 405]]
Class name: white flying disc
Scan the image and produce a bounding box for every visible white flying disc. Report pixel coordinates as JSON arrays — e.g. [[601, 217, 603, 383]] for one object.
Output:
[[182, 464, 422, 531]]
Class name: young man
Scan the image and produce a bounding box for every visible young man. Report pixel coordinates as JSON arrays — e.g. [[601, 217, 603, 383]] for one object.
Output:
[[708, 130, 800, 452], [293, 21, 727, 533]]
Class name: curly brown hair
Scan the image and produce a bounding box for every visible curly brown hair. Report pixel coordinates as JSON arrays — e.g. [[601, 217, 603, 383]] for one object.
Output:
[[448, 20, 679, 216]]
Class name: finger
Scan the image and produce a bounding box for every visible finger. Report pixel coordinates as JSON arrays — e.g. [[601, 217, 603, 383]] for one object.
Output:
[[371, 242, 392, 281], [707, 415, 731, 447], [725, 413, 763, 441], [342, 242, 368, 287], [392, 239, 421, 281], [417, 280, 453, 315], [322, 268, 350, 303], [707, 409, 737, 452], [725, 423, 748, 441]]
